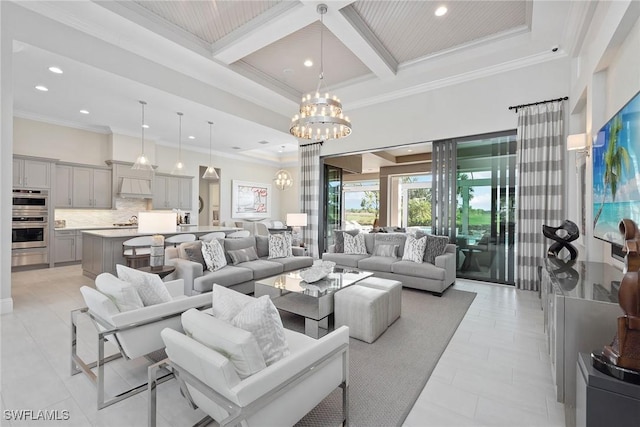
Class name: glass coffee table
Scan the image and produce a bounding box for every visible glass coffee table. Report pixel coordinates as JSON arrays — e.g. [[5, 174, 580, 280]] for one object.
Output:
[[255, 267, 374, 338]]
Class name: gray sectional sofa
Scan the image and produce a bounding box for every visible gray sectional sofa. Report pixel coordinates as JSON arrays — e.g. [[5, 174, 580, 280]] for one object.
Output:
[[166, 236, 313, 295], [322, 232, 456, 296]]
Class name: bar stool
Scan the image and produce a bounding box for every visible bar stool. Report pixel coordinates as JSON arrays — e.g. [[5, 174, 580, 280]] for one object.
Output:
[[199, 232, 226, 242], [165, 233, 196, 247], [122, 236, 153, 268]]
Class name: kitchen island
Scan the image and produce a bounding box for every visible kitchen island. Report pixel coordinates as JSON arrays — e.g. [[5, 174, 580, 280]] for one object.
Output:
[[81, 226, 240, 278]]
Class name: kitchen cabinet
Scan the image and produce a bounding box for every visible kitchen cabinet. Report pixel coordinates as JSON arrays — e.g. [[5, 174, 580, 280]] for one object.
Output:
[[153, 174, 192, 210], [54, 229, 82, 263], [56, 164, 112, 208], [13, 157, 51, 189], [55, 165, 73, 207]]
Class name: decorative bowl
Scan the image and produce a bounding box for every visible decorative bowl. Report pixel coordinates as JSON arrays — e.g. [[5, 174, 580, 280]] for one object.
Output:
[[313, 260, 336, 273], [299, 266, 330, 283]]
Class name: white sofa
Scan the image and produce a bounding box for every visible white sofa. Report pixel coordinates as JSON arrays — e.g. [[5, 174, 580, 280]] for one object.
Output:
[[148, 293, 350, 427]]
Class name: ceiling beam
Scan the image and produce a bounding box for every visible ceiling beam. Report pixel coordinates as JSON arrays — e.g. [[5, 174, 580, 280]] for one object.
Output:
[[396, 153, 432, 164], [370, 151, 396, 163], [326, 4, 397, 79], [213, 2, 316, 64]]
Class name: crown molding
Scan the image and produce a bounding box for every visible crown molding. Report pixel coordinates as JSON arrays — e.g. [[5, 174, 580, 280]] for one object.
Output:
[[14, 110, 112, 134]]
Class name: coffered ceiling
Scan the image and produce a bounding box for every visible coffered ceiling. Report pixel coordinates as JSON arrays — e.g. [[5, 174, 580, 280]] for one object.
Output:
[[10, 0, 589, 165]]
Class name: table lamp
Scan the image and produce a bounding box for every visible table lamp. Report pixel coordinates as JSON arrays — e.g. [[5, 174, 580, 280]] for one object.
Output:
[[138, 212, 177, 269], [286, 213, 308, 247]]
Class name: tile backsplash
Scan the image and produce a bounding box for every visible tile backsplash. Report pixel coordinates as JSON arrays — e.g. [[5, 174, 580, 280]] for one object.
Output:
[[55, 198, 150, 228]]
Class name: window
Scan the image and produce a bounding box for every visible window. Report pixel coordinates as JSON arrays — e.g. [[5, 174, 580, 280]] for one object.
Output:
[[343, 180, 379, 231]]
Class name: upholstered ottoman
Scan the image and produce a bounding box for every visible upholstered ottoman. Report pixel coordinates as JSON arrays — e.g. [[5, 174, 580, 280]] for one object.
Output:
[[334, 285, 389, 343], [358, 277, 402, 326]]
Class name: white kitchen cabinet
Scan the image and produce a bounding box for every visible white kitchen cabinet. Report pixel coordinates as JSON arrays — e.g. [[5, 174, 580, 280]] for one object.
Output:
[[14, 157, 51, 189], [54, 229, 80, 263], [55, 165, 73, 207], [62, 165, 112, 208], [153, 174, 192, 210]]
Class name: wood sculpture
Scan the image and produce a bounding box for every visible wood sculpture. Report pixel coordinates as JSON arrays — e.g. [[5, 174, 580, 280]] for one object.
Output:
[[602, 218, 640, 371]]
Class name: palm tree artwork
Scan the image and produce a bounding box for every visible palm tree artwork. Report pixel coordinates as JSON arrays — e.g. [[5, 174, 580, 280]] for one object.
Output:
[[593, 115, 630, 227]]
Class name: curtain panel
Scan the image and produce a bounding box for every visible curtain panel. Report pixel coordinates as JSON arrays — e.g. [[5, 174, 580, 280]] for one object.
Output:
[[516, 101, 565, 291], [431, 140, 457, 241], [299, 143, 321, 259]]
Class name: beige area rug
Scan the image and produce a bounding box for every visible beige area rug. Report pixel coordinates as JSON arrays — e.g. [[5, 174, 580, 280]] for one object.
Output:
[[279, 287, 476, 427]]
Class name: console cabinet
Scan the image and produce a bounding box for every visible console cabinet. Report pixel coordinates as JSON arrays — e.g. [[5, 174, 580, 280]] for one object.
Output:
[[13, 157, 51, 189], [541, 260, 624, 426], [153, 173, 192, 210]]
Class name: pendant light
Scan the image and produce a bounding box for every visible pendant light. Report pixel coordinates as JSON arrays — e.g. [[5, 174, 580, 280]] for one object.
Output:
[[202, 121, 219, 180], [289, 4, 351, 141], [132, 100, 153, 170], [172, 112, 184, 174]]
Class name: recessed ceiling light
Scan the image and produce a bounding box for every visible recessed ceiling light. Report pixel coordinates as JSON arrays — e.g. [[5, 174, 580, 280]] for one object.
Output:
[[79, 109, 89, 114], [188, 135, 195, 140], [435, 6, 447, 17], [407, 149, 413, 152], [142, 124, 149, 129], [304, 59, 313, 67], [48, 66, 63, 74], [35, 85, 48, 92]]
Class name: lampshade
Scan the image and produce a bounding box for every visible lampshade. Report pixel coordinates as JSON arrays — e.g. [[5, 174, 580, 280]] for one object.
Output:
[[202, 121, 220, 180], [567, 133, 587, 151], [289, 4, 351, 141], [137, 212, 177, 233], [274, 169, 293, 190], [132, 100, 153, 171], [286, 213, 308, 227]]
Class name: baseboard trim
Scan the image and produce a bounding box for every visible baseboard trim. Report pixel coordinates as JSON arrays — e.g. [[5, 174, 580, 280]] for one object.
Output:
[[0, 298, 14, 314]]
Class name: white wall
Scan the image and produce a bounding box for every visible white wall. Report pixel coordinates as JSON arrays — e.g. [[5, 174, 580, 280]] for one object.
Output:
[[13, 117, 110, 165], [568, 1, 640, 267], [321, 58, 571, 157]]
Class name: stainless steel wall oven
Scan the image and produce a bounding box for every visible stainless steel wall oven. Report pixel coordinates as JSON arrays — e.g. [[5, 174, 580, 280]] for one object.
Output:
[[12, 189, 49, 267]]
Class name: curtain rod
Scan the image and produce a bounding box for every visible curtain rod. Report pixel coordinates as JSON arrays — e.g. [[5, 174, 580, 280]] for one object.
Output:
[[508, 96, 568, 113], [298, 141, 324, 148]]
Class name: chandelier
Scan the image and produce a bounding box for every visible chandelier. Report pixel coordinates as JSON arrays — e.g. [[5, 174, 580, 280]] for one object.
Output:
[[274, 169, 293, 190], [202, 121, 219, 180], [289, 4, 351, 141]]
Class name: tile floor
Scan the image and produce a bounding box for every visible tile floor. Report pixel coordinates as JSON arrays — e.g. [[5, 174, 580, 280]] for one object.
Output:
[[1, 265, 565, 426]]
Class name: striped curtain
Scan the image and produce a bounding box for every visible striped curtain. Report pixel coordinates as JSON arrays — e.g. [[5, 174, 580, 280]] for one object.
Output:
[[299, 143, 321, 259], [431, 140, 457, 241], [516, 101, 565, 291]]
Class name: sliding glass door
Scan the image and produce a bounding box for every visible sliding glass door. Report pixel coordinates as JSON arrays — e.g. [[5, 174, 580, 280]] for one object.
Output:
[[456, 132, 516, 285], [323, 165, 343, 252]]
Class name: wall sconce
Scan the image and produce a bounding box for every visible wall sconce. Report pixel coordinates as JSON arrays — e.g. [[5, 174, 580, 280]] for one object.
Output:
[[567, 133, 590, 157]]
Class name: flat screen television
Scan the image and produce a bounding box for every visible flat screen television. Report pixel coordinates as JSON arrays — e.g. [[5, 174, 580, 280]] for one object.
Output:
[[593, 90, 640, 246]]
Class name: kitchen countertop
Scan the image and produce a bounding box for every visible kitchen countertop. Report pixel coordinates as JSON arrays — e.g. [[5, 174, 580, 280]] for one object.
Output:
[[81, 225, 240, 238], [55, 225, 138, 231]]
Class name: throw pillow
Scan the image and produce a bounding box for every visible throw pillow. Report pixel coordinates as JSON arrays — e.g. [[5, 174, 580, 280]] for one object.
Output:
[[268, 233, 292, 259], [333, 229, 360, 253], [373, 243, 399, 258], [181, 308, 266, 379], [343, 232, 367, 255], [115, 264, 173, 306], [211, 284, 252, 322], [183, 245, 206, 269], [228, 247, 259, 265], [401, 235, 428, 263], [201, 239, 227, 271], [94, 273, 144, 312], [416, 231, 450, 264], [231, 296, 290, 366]]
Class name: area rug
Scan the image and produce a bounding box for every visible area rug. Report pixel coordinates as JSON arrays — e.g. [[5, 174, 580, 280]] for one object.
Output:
[[280, 287, 476, 427]]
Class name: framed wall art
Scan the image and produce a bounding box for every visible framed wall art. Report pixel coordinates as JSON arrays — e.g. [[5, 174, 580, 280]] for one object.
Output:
[[231, 180, 271, 219]]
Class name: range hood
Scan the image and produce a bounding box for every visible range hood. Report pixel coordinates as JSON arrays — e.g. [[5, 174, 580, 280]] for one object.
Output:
[[119, 177, 152, 198]]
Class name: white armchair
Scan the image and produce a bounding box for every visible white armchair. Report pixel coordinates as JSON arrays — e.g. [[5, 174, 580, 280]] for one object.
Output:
[[71, 273, 211, 409], [148, 309, 350, 426]]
